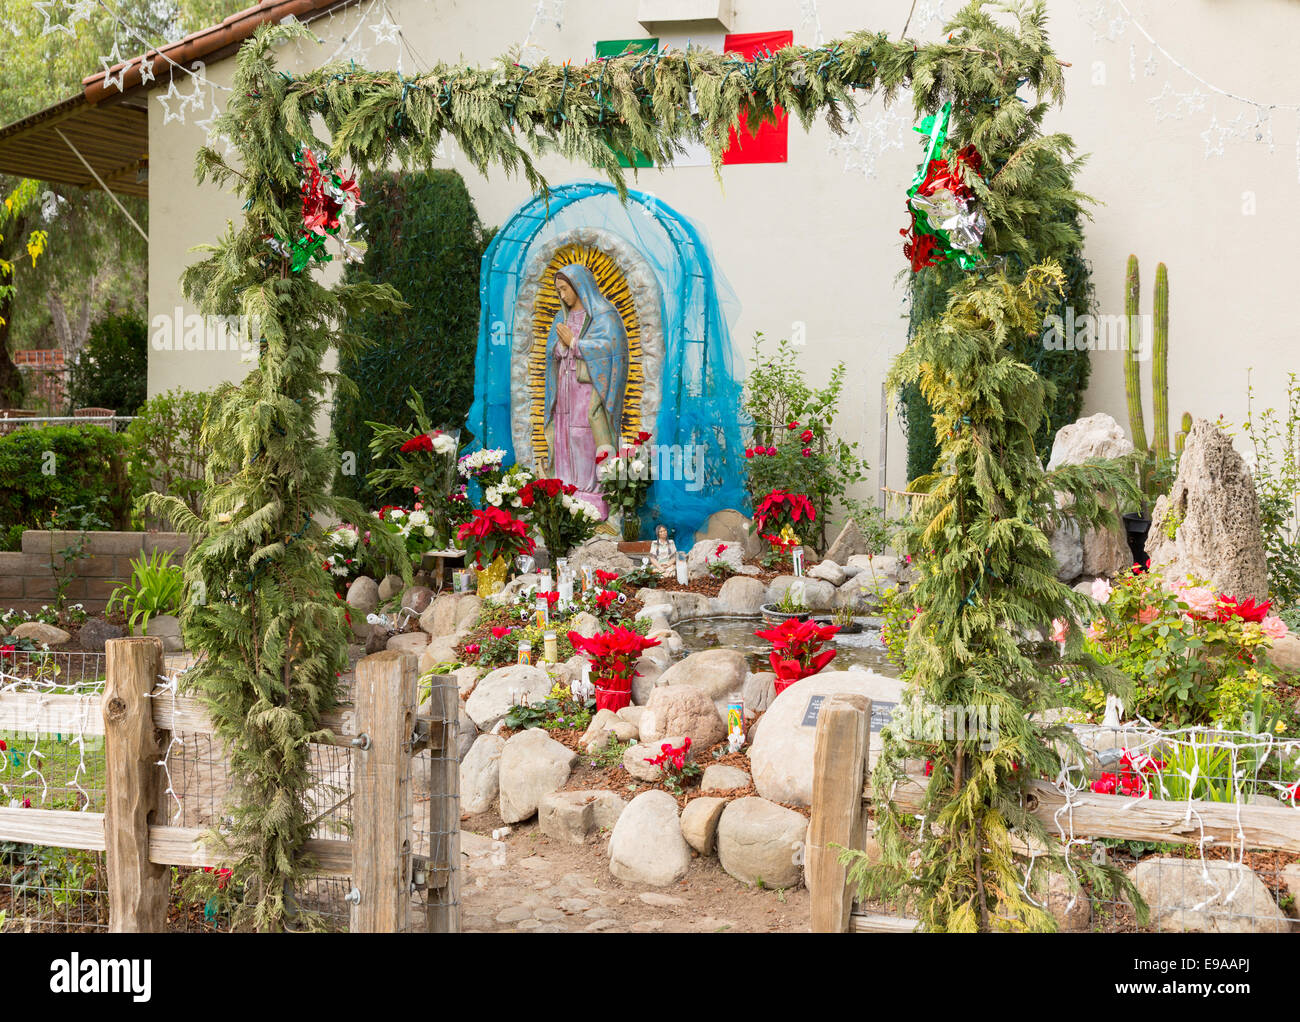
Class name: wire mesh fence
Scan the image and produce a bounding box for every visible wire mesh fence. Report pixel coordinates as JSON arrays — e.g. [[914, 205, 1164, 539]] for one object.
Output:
[[0, 650, 421, 933]]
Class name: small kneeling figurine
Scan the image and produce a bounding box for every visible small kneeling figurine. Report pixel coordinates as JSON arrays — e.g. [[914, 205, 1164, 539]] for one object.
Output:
[[648, 524, 677, 578]]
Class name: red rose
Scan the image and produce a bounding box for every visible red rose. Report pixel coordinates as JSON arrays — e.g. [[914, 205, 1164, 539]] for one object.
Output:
[[800, 429, 813, 442], [636, 431, 652, 444], [400, 434, 434, 453], [801, 447, 812, 457], [787, 421, 800, 430]]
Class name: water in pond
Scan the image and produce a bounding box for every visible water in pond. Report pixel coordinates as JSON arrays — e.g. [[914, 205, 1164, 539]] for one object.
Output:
[[673, 615, 896, 676]]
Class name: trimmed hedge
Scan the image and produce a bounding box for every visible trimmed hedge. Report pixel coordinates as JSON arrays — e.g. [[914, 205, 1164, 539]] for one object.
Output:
[[0, 425, 130, 548], [332, 169, 491, 509]]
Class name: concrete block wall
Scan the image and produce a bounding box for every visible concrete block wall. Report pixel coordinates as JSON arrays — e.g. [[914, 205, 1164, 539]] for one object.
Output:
[[0, 531, 191, 614]]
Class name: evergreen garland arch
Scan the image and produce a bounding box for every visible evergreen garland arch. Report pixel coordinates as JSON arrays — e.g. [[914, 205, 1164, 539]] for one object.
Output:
[[151, 0, 1140, 931]]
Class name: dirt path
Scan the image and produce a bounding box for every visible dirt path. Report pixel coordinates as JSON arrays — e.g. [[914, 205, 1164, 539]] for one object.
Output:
[[458, 813, 810, 933]]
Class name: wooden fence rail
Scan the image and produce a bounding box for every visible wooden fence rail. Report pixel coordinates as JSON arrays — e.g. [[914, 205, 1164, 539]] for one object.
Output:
[[806, 695, 1300, 933], [0, 636, 459, 933]]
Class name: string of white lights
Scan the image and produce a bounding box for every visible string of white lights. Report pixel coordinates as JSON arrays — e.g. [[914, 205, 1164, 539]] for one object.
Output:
[[1078, 0, 1297, 168]]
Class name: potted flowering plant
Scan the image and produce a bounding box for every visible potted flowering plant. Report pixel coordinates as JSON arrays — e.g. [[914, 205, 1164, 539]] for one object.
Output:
[[456, 508, 536, 596], [753, 488, 816, 566], [518, 477, 603, 559], [598, 431, 654, 541], [567, 625, 660, 711], [754, 617, 840, 694], [366, 388, 463, 548]]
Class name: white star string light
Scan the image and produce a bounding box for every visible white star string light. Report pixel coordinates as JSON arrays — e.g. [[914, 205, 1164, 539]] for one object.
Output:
[[157, 77, 185, 126], [138, 53, 155, 85], [1199, 115, 1227, 158], [62, 0, 96, 29], [370, 12, 400, 45], [35, 1, 74, 36], [100, 39, 127, 92]]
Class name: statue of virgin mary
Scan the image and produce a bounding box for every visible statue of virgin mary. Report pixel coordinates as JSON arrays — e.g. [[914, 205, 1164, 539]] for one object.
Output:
[[543, 263, 628, 518]]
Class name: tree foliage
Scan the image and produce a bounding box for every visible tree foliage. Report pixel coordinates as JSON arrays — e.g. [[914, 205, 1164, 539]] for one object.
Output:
[[179, 0, 1132, 930], [65, 312, 148, 414]]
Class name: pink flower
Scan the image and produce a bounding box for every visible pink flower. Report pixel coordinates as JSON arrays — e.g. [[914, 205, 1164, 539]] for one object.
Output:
[[1261, 615, 1290, 641], [1137, 604, 1160, 625], [1085, 620, 1105, 641], [1050, 618, 1069, 644], [1090, 577, 1112, 604], [1181, 586, 1217, 618], [766, 446, 777, 456], [801, 447, 812, 457]]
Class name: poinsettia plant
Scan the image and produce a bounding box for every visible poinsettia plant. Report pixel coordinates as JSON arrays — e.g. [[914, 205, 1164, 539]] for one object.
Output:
[[456, 507, 535, 569], [754, 617, 839, 693], [567, 625, 661, 710], [753, 488, 816, 543], [518, 477, 603, 558]]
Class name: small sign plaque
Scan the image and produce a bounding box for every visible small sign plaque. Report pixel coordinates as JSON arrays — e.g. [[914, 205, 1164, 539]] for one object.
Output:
[[800, 695, 896, 732]]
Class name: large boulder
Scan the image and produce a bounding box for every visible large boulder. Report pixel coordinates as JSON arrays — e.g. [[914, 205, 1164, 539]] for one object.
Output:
[[742, 671, 777, 714], [808, 560, 845, 586], [377, 573, 404, 601], [459, 734, 505, 815], [1129, 857, 1288, 933], [642, 686, 727, 748], [400, 585, 434, 616], [497, 728, 578, 824], [701, 765, 751, 791], [715, 797, 807, 889], [76, 618, 121, 651], [386, 631, 429, 654], [141, 615, 182, 652], [623, 736, 691, 782], [464, 664, 554, 729], [686, 538, 745, 579], [345, 576, 380, 617], [1146, 419, 1269, 599], [824, 518, 870, 564], [1047, 518, 1083, 582], [680, 796, 727, 855], [569, 538, 635, 577], [1267, 633, 1300, 675], [630, 655, 666, 706], [715, 576, 768, 615], [694, 508, 762, 560], [419, 593, 461, 637], [765, 576, 835, 611], [12, 621, 72, 646], [638, 589, 711, 620], [538, 790, 625, 844], [608, 790, 691, 886], [748, 671, 904, 806], [657, 648, 748, 701], [1046, 412, 1135, 579]]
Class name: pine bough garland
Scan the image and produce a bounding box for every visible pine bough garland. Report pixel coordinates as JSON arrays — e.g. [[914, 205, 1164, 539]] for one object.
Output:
[[168, 0, 1137, 930]]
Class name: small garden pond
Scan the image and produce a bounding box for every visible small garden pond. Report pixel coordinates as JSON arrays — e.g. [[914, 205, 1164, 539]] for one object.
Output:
[[673, 614, 896, 675]]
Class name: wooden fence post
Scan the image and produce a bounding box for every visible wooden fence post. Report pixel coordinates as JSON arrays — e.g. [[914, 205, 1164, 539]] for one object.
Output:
[[350, 650, 417, 933], [103, 635, 169, 932], [808, 692, 870, 933], [423, 669, 461, 933]]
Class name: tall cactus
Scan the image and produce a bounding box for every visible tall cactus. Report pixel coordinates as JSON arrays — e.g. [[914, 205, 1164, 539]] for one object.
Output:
[[1125, 255, 1186, 506], [1152, 262, 1169, 459], [1124, 254, 1147, 457], [1175, 411, 1192, 456]]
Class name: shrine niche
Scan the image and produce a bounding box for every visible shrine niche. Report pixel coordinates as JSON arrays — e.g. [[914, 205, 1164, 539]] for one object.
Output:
[[467, 181, 749, 539]]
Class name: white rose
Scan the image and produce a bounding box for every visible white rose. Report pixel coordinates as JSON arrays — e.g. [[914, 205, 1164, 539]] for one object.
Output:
[[408, 510, 429, 527], [432, 434, 456, 455]]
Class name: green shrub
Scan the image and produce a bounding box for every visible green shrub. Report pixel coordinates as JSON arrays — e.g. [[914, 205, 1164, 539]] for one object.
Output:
[[125, 388, 212, 524], [65, 312, 148, 415], [743, 334, 869, 548], [332, 170, 490, 509], [0, 425, 129, 546]]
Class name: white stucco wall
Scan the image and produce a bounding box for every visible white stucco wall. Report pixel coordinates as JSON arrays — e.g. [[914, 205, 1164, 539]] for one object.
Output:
[[147, 0, 1300, 504]]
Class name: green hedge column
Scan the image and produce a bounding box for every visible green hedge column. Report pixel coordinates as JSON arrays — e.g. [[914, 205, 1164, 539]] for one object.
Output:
[[332, 170, 490, 509]]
